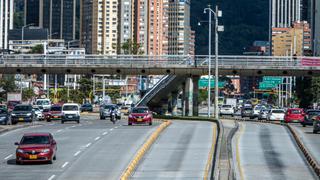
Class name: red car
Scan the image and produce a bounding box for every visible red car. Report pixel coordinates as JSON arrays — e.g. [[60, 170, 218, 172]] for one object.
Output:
[[128, 107, 153, 126], [285, 108, 305, 123], [46, 105, 63, 122], [15, 133, 57, 164]]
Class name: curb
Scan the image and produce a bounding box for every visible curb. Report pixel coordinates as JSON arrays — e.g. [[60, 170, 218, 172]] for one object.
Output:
[[0, 123, 44, 135], [231, 117, 320, 178], [204, 123, 217, 180], [120, 120, 172, 180]]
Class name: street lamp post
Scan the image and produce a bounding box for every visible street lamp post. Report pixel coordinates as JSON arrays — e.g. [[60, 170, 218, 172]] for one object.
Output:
[[204, 5, 221, 119], [22, 23, 34, 41]]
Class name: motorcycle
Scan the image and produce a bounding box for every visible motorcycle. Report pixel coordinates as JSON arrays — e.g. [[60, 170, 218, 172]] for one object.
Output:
[[110, 111, 116, 124]]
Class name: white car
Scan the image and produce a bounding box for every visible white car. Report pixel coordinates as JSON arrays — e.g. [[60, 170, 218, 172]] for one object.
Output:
[[61, 103, 80, 124], [267, 109, 285, 121], [33, 107, 44, 121], [219, 105, 235, 116], [253, 105, 265, 118], [36, 99, 51, 110]]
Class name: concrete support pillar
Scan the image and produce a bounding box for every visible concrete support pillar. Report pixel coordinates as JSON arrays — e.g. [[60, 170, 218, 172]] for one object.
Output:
[[181, 83, 186, 116], [171, 91, 178, 116], [183, 78, 192, 116], [192, 75, 200, 116]]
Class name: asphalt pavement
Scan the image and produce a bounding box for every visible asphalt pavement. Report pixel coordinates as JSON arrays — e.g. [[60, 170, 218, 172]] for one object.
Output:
[[233, 122, 317, 180], [0, 115, 159, 180], [290, 123, 320, 165], [132, 120, 216, 179]]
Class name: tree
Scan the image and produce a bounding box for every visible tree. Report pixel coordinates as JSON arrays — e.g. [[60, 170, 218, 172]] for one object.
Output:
[[30, 44, 44, 54], [311, 77, 320, 104], [22, 88, 35, 101], [121, 39, 144, 55], [0, 75, 17, 102], [13, 12, 24, 29], [78, 77, 93, 101]]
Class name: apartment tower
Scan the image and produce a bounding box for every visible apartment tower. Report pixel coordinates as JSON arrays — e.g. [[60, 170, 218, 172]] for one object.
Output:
[[0, 0, 14, 50], [271, 0, 302, 28]]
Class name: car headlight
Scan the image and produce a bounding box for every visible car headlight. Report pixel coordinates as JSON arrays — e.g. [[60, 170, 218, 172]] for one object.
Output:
[[26, 113, 32, 116], [11, 113, 16, 116], [0, 117, 5, 120], [17, 149, 24, 153], [129, 114, 133, 118], [41, 149, 50, 153]]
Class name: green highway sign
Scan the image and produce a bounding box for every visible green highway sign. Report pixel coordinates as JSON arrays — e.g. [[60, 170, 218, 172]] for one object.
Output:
[[199, 79, 226, 88], [263, 76, 283, 82], [259, 82, 278, 89]]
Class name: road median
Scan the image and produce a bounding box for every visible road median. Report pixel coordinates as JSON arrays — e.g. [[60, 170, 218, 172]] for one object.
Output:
[[120, 120, 172, 180]]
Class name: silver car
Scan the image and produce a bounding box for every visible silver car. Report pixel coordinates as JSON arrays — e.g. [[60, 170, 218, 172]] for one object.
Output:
[[99, 104, 121, 120]]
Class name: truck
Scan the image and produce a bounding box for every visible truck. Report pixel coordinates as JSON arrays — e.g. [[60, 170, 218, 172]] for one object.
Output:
[[35, 98, 51, 110], [225, 98, 237, 108], [7, 92, 22, 111]]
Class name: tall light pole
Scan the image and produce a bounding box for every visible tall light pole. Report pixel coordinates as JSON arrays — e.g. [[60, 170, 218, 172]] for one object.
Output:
[[204, 5, 222, 119], [22, 23, 34, 41], [67, 40, 80, 90]]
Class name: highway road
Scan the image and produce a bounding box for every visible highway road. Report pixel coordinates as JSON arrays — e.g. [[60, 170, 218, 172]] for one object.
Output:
[[233, 122, 317, 180], [0, 115, 159, 180], [290, 123, 320, 165], [132, 121, 216, 179]]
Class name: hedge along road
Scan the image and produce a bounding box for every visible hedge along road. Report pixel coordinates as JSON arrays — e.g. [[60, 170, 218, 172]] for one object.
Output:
[[131, 120, 217, 179], [233, 122, 317, 180]]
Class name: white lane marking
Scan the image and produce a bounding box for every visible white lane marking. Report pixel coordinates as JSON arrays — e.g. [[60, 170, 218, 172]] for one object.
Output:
[[56, 129, 62, 133], [102, 131, 108, 135], [74, 151, 81, 156], [114, 126, 118, 129], [4, 154, 13, 160], [48, 175, 56, 180], [110, 128, 114, 131], [78, 124, 82, 127], [61, 162, 69, 168], [71, 125, 76, 128], [94, 137, 100, 141], [85, 143, 92, 148]]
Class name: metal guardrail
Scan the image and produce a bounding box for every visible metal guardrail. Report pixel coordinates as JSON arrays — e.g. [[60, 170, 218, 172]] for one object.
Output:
[[136, 75, 176, 107], [0, 55, 317, 68]]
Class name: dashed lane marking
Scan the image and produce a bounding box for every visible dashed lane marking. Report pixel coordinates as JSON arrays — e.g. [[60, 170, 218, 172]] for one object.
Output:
[[74, 151, 81, 157], [48, 175, 56, 180], [94, 137, 100, 141], [4, 154, 13, 160], [85, 143, 91, 148], [61, 162, 69, 168], [56, 129, 62, 133], [102, 132, 108, 135]]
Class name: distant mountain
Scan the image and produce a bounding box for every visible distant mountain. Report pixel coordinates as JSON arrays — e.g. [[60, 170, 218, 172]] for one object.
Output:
[[190, 0, 269, 55]]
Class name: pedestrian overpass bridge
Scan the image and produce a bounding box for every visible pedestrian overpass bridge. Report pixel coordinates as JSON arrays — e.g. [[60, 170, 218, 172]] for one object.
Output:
[[1, 55, 320, 76]]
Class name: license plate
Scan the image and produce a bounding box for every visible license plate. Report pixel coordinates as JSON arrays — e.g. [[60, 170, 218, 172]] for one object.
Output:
[[68, 116, 73, 118], [29, 155, 37, 159], [54, 116, 58, 118], [19, 118, 24, 121], [137, 118, 143, 122]]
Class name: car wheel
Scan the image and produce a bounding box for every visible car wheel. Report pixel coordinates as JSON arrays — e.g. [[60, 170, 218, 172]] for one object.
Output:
[[149, 121, 152, 126], [313, 130, 317, 134], [47, 119, 51, 122], [53, 154, 56, 160], [48, 159, 53, 164], [128, 122, 132, 126], [16, 160, 22, 165], [303, 124, 306, 127], [77, 120, 80, 124], [61, 120, 64, 124]]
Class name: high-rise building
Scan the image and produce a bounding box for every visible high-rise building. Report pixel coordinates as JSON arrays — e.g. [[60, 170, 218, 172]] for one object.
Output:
[[119, 0, 132, 50], [167, 0, 191, 55], [272, 21, 311, 56], [308, 0, 320, 56], [133, 0, 149, 54], [0, 0, 14, 50], [24, 0, 80, 41], [271, 0, 302, 28], [81, 0, 119, 55]]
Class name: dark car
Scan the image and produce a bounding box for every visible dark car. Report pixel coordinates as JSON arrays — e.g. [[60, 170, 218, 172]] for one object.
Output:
[[46, 105, 63, 122], [313, 116, 320, 134], [302, 110, 320, 127], [80, 104, 93, 112], [128, 107, 153, 126], [11, 104, 35, 124], [0, 108, 10, 125], [241, 107, 254, 119], [15, 133, 57, 164]]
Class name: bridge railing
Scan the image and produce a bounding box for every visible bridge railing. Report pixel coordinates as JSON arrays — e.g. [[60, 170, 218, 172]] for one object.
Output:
[[1, 54, 319, 67]]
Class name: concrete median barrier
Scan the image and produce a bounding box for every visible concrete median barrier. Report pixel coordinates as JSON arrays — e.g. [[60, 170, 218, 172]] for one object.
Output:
[[120, 120, 172, 180]]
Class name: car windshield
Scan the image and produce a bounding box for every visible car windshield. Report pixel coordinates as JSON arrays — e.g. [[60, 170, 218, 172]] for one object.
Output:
[[51, 106, 62, 111], [244, 108, 252, 111], [8, 101, 19, 107], [63, 105, 78, 111], [13, 106, 32, 111], [36, 100, 50, 105], [104, 105, 115, 110], [307, 111, 320, 115], [43, 109, 50, 112], [0, 109, 7, 114], [222, 105, 232, 108], [132, 108, 148, 113], [20, 136, 50, 145], [272, 110, 284, 113], [290, 109, 302, 114], [82, 104, 91, 107]]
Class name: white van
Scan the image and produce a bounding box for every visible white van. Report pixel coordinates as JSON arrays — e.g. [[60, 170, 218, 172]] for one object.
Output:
[[62, 103, 80, 124], [36, 99, 51, 110]]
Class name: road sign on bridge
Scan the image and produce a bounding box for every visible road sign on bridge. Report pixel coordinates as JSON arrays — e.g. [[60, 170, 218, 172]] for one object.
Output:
[[199, 79, 226, 89]]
